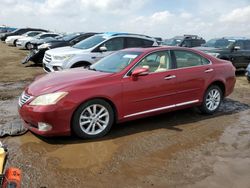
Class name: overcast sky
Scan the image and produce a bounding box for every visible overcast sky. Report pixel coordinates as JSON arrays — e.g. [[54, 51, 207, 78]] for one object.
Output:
[[1, 0, 250, 39]]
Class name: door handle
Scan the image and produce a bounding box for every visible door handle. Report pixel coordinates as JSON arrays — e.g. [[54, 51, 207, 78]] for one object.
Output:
[[204, 68, 214, 73], [164, 75, 176, 80], [91, 56, 96, 59]]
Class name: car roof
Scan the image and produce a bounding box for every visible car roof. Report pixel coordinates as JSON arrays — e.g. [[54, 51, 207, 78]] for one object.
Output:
[[121, 46, 207, 54], [98, 32, 155, 40]]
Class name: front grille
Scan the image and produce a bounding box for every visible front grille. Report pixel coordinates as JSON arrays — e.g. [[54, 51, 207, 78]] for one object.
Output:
[[44, 53, 52, 63], [18, 92, 33, 107]]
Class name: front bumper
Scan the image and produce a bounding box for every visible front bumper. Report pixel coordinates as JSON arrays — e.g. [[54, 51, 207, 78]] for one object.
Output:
[[18, 103, 73, 137], [16, 41, 25, 49], [43, 61, 64, 72], [5, 39, 13, 45]]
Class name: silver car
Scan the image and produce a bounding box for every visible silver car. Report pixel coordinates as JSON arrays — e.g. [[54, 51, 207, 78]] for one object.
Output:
[[43, 32, 158, 72], [16, 33, 60, 50]]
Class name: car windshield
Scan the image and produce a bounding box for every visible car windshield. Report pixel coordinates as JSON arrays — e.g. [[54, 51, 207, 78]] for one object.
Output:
[[203, 39, 235, 48], [61, 33, 79, 41], [73, 35, 105, 49], [163, 38, 182, 46], [34, 34, 43, 39], [90, 51, 142, 73]]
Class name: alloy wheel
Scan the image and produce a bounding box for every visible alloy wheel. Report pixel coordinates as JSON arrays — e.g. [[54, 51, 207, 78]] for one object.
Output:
[[205, 89, 221, 111], [79, 104, 109, 135]]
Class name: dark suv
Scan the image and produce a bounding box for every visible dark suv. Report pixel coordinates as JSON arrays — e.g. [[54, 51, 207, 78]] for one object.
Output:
[[196, 37, 250, 69], [163, 35, 206, 47], [0, 28, 48, 41]]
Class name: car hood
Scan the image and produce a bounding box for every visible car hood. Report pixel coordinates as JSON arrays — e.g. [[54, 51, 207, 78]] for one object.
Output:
[[30, 39, 41, 43], [26, 68, 112, 96], [18, 37, 33, 42], [7, 35, 23, 39], [46, 46, 87, 56]]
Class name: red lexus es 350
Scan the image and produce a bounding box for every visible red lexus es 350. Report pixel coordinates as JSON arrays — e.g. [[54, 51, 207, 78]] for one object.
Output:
[[18, 47, 236, 139]]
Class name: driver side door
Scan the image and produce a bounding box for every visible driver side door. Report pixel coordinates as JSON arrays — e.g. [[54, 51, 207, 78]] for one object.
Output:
[[122, 50, 178, 119]]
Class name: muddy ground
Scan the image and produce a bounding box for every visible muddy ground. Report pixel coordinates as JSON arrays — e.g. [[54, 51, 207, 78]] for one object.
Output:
[[0, 42, 250, 188]]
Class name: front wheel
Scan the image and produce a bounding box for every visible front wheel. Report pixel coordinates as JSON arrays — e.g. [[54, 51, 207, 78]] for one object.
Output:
[[25, 42, 32, 50], [72, 99, 114, 139], [199, 85, 222, 114]]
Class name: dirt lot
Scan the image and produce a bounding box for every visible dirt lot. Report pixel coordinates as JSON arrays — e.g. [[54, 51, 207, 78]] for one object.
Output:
[[0, 42, 250, 188]]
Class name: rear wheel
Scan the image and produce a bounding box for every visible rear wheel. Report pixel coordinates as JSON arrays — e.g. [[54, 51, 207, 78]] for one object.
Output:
[[199, 85, 222, 114], [72, 99, 114, 139]]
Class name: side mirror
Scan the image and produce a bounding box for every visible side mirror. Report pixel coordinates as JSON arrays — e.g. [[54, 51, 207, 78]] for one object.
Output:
[[234, 46, 240, 50], [99, 46, 107, 52], [131, 67, 149, 81]]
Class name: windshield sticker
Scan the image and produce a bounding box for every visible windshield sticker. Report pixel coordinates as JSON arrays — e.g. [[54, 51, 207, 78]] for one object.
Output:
[[123, 54, 138, 59]]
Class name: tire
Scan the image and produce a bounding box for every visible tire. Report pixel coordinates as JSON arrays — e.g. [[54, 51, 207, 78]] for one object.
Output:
[[13, 40, 17, 46], [25, 42, 31, 50], [72, 99, 114, 139], [199, 85, 222, 114]]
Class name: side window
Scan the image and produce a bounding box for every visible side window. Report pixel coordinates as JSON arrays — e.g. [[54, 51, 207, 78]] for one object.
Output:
[[103, 37, 124, 51], [182, 40, 192, 47], [243, 41, 250, 50], [143, 39, 154, 47], [133, 51, 171, 73], [126, 37, 143, 48], [235, 41, 244, 49], [174, 50, 209, 68], [29, 32, 39, 37]]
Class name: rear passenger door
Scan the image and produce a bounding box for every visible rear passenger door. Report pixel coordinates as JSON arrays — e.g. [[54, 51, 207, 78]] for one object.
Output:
[[172, 50, 214, 104]]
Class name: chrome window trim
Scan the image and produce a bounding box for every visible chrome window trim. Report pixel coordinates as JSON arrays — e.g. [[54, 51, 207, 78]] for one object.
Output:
[[124, 100, 199, 118], [123, 49, 172, 78], [173, 49, 212, 69], [123, 49, 212, 78]]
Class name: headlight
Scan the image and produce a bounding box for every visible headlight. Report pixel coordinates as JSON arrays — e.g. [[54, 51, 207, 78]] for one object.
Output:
[[53, 54, 75, 61], [38, 43, 51, 49], [206, 52, 220, 57], [30, 92, 68, 106]]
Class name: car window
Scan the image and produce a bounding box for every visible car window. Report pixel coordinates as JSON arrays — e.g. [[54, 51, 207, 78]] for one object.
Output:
[[28, 32, 39, 37], [143, 39, 154, 47], [174, 50, 210, 68], [132, 51, 171, 73], [90, 51, 142, 73], [126, 37, 143, 48], [243, 41, 250, 50], [102, 37, 124, 51], [235, 41, 244, 49], [73, 35, 106, 50], [182, 40, 192, 47]]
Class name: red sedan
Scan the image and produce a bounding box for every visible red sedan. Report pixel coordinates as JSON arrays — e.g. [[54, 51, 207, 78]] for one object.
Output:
[[18, 47, 236, 139]]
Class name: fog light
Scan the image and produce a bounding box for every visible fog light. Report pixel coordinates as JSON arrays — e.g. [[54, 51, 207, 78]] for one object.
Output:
[[38, 122, 52, 131]]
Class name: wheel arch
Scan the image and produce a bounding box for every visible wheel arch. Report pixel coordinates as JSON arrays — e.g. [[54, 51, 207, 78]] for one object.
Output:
[[206, 80, 226, 97], [70, 97, 119, 131]]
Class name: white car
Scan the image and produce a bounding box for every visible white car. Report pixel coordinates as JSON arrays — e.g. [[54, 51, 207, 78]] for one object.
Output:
[[43, 32, 158, 72], [16, 33, 60, 50], [5, 31, 42, 46]]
